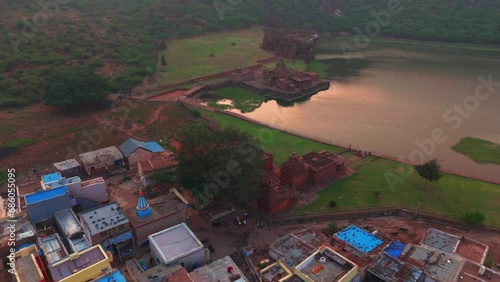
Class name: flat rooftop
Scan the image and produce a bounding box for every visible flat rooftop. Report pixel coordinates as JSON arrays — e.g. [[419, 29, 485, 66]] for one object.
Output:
[[368, 253, 423, 282], [54, 159, 81, 171], [270, 233, 316, 270], [190, 256, 248, 282], [334, 225, 383, 254], [260, 261, 293, 282], [25, 186, 68, 205], [15, 246, 45, 282], [403, 244, 465, 282], [49, 245, 108, 282], [54, 209, 84, 238], [80, 202, 129, 236], [301, 151, 340, 170], [295, 247, 357, 282], [91, 269, 126, 282], [38, 233, 68, 264], [79, 146, 123, 167], [44, 176, 81, 190], [43, 172, 62, 184], [149, 223, 204, 264], [421, 228, 460, 254]]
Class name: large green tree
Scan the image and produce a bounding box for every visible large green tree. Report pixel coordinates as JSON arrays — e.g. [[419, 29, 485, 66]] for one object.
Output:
[[414, 158, 442, 190], [178, 122, 264, 208], [44, 68, 108, 106]]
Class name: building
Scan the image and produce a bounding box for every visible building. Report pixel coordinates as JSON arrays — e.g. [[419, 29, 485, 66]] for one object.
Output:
[[294, 246, 358, 282], [48, 245, 113, 282], [280, 151, 345, 189], [54, 209, 91, 253], [148, 223, 204, 269], [125, 189, 187, 245], [91, 269, 126, 282], [269, 228, 328, 270], [73, 177, 108, 203], [13, 244, 49, 282], [119, 138, 166, 167], [38, 233, 69, 265], [260, 260, 294, 282], [79, 202, 135, 262], [126, 260, 189, 282], [0, 217, 36, 259], [79, 146, 124, 176], [190, 255, 248, 282], [258, 178, 297, 216], [25, 186, 72, 222], [41, 173, 80, 191], [53, 159, 81, 178], [332, 225, 384, 260], [367, 252, 424, 282], [137, 152, 178, 187]]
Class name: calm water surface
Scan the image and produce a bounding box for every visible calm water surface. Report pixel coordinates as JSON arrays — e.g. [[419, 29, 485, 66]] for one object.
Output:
[[233, 43, 500, 182]]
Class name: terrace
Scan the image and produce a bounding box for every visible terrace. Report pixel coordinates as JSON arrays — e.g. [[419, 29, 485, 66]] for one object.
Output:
[[260, 261, 294, 282], [269, 233, 316, 270], [190, 256, 248, 282], [368, 253, 423, 282], [420, 228, 460, 254], [295, 246, 358, 282], [402, 244, 465, 282], [334, 225, 383, 254], [49, 245, 111, 282], [384, 241, 406, 259], [38, 233, 68, 264]]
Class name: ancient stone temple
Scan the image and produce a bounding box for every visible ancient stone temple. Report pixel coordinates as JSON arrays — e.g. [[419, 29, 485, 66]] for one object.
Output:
[[280, 152, 309, 189], [262, 28, 319, 61], [258, 178, 298, 215]]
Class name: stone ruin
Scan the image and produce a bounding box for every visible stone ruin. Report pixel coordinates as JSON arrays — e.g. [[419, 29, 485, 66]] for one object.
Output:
[[262, 59, 321, 93], [262, 28, 319, 61]]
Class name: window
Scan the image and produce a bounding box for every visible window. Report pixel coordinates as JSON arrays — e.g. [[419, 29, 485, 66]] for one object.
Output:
[[100, 230, 107, 238]]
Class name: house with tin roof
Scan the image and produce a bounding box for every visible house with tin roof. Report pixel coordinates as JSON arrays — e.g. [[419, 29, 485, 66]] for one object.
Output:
[[119, 138, 165, 167]]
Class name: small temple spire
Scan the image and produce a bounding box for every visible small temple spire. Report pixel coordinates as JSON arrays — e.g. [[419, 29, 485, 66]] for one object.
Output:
[[136, 190, 151, 218]]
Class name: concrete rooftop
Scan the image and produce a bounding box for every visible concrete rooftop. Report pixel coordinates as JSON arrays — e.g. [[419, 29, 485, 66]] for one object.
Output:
[[190, 256, 248, 282]]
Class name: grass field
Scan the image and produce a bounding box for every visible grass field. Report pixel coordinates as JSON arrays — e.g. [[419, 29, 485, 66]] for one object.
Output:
[[159, 27, 271, 85], [264, 59, 308, 71], [205, 87, 265, 113], [452, 137, 500, 165], [303, 157, 500, 226], [201, 110, 500, 226], [200, 110, 344, 164]]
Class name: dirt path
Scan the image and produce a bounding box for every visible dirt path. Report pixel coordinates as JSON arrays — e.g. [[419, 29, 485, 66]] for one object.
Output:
[[91, 103, 167, 140]]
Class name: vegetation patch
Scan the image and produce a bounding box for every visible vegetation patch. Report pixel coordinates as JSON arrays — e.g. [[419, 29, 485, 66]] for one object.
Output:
[[307, 60, 331, 78], [452, 137, 500, 165], [1, 138, 36, 149], [159, 27, 271, 85], [206, 87, 265, 113], [200, 110, 343, 165]]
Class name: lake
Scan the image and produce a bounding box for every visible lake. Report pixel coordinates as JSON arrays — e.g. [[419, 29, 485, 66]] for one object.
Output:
[[232, 38, 500, 182]]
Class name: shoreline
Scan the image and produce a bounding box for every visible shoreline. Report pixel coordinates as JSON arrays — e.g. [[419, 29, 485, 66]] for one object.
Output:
[[180, 98, 500, 186]]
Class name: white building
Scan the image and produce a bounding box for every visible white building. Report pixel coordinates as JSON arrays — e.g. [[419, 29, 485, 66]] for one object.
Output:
[[148, 223, 205, 270]]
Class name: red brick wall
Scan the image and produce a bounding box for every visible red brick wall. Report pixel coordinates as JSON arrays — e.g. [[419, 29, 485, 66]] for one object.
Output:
[[281, 172, 308, 189], [309, 164, 337, 184], [128, 148, 153, 167]]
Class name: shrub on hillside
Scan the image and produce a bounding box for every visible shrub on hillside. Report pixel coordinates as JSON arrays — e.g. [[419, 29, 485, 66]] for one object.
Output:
[[461, 210, 485, 225]]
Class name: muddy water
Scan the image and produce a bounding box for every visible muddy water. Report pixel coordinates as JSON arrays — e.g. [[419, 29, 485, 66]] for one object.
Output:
[[234, 41, 500, 182]]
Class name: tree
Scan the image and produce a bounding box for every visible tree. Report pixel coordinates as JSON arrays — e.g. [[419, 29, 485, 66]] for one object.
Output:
[[178, 122, 264, 207], [44, 68, 108, 106], [461, 210, 485, 225], [373, 189, 381, 198], [414, 159, 441, 190], [160, 55, 167, 66]]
